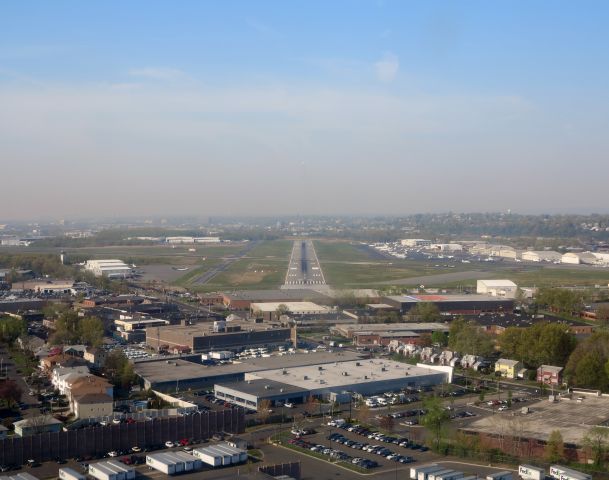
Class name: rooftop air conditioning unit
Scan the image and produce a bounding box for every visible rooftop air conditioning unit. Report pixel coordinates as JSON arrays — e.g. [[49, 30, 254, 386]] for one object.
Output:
[[264, 385, 270, 390], [303, 375, 308, 380]]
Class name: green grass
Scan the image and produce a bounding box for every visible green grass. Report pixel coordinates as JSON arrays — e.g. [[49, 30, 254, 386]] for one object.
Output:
[[171, 259, 225, 287], [246, 239, 293, 259], [314, 240, 375, 263]]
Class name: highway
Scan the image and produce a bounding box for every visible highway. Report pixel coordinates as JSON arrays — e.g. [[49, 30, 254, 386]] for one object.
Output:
[[284, 240, 326, 286]]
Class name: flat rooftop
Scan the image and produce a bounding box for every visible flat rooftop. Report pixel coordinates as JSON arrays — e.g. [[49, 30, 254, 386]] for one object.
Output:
[[250, 302, 329, 313], [223, 289, 331, 302], [216, 378, 309, 397], [134, 350, 363, 384], [463, 394, 609, 445], [386, 294, 510, 303], [337, 323, 448, 334], [154, 320, 286, 336], [249, 359, 447, 391]]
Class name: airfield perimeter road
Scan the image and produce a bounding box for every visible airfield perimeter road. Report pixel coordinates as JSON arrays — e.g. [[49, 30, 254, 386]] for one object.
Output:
[[190, 240, 260, 285], [284, 240, 326, 286]]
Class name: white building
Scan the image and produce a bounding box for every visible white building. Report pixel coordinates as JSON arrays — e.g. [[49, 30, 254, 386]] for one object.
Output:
[[430, 244, 463, 252], [84, 259, 132, 278], [562, 252, 607, 265], [165, 236, 221, 244], [401, 239, 432, 247], [476, 280, 518, 298], [521, 251, 562, 263]]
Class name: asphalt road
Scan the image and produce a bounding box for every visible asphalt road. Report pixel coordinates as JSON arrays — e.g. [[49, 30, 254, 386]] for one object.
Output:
[[284, 240, 326, 286]]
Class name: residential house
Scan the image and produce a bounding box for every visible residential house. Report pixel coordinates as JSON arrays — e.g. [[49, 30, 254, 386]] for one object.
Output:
[[51, 366, 90, 394], [13, 416, 63, 437], [537, 365, 564, 386], [72, 393, 113, 419], [494, 358, 522, 379], [83, 347, 108, 368]]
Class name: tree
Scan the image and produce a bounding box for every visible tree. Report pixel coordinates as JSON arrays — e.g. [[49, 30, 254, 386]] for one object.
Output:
[[449, 318, 494, 356], [275, 304, 289, 320], [0, 379, 22, 407], [0, 316, 26, 345], [431, 331, 448, 347], [51, 310, 81, 344], [257, 400, 272, 424], [597, 305, 609, 326], [409, 303, 441, 322], [420, 396, 450, 451], [545, 430, 565, 463], [79, 316, 104, 347], [566, 332, 609, 390], [379, 415, 395, 433], [304, 395, 318, 415], [356, 402, 371, 425], [583, 426, 609, 466]]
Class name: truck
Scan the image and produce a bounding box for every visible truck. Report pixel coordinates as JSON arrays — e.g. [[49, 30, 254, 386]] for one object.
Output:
[[486, 472, 513, 480], [410, 464, 438, 480], [428, 470, 460, 480], [518, 464, 545, 480], [434, 472, 464, 480], [549, 465, 592, 480]]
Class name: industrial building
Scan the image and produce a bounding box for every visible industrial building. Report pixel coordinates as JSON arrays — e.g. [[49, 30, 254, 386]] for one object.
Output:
[[145, 320, 292, 353], [400, 239, 432, 247], [476, 280, 518, 298], [250, 301, 330, 321], [226, 359, 451, 404], [84, 260, 132, 278], [383, 294, 514, 315], [134, 350, 363, 391]]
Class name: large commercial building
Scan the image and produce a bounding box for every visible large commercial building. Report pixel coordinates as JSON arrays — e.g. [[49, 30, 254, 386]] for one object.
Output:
[[84, 260, 132, 278], [215, 359, 451, 409], [145, 321, 292, 353], [383, 294, 514, 315], [521, 251, 562, 263], [332, 322, 449, 339]]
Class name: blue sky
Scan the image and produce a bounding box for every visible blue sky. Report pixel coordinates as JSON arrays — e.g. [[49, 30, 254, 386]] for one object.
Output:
[[1, 1, 609, 218]]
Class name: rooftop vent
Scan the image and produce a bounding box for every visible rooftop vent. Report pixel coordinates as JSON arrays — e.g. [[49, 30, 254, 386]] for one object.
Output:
[[303, 375, 308, 380]]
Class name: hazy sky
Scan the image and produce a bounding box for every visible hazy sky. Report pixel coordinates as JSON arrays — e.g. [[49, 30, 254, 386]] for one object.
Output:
[[1, 1, 609, 220]]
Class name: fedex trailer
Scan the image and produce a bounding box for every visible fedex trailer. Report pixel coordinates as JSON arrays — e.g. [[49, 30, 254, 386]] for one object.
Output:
[[518, 464, 545, 480], [486, 471, 513, 480], [549, 465, 591, 480], [411, 464, 439, 480]]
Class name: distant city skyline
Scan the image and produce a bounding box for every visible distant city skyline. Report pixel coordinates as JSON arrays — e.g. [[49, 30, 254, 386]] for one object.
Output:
[[1, 1, 609, 219]]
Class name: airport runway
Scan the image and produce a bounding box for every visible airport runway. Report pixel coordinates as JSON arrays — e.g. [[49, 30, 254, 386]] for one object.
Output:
[[284, 240, 326, 286]]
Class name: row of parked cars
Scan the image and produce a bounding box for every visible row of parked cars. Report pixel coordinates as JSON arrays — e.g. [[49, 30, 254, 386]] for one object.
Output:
[[327, 432, 416, 465], [333, 422, 429, 451], [288, 437, 379, 470]]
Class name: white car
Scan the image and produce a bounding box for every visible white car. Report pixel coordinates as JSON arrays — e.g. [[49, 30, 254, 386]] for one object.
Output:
[[284, 402, 294, 408], [498, 405, 508, 411], [107, 451, 118, 457], [165, 441, 176, 448]]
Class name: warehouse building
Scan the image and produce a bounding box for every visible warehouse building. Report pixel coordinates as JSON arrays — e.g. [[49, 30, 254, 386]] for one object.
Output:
[[250, 301, 330, 321], [222, 289, 331, 309], [383, 294, 514, 315], [333, 322, 448, 339], [561, 252, 600, 265], [134, 350, 363, 391], [84, 260, 132, 278], [476, 280, 518, 298]]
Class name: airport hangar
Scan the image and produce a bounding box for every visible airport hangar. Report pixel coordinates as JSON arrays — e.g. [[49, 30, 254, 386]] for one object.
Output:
[[383, 294, 515, 315], [134, 351, 363, 392], [214, 359, 452, 411]]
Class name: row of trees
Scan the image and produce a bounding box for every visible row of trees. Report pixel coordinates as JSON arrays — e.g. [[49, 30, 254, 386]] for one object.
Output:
[[565, 332, 609, 391], [498, 322, 577, 368], [0, 316, 26, 345], [535, 287, 588, 315]]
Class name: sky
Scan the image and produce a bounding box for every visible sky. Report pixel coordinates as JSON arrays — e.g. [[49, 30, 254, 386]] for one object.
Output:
[[1, 1, 609, 220]]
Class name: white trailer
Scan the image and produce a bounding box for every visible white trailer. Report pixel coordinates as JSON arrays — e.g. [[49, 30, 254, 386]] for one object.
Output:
[[89, 461, 135, 480], [172, 451, 203, 471], [411, 464, 438, 480], [419, 466, 447, 480], [193, 443, 246, 467], [428, 470, 455, 480], [59, 468, 86, 480], [193, 447, 223, 467], [434, 471, 464, 480], [518, 464, 545, 480], [146, 453, 185, 475], [549, 465, 591, 480], [486, 471, 513, 480]]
